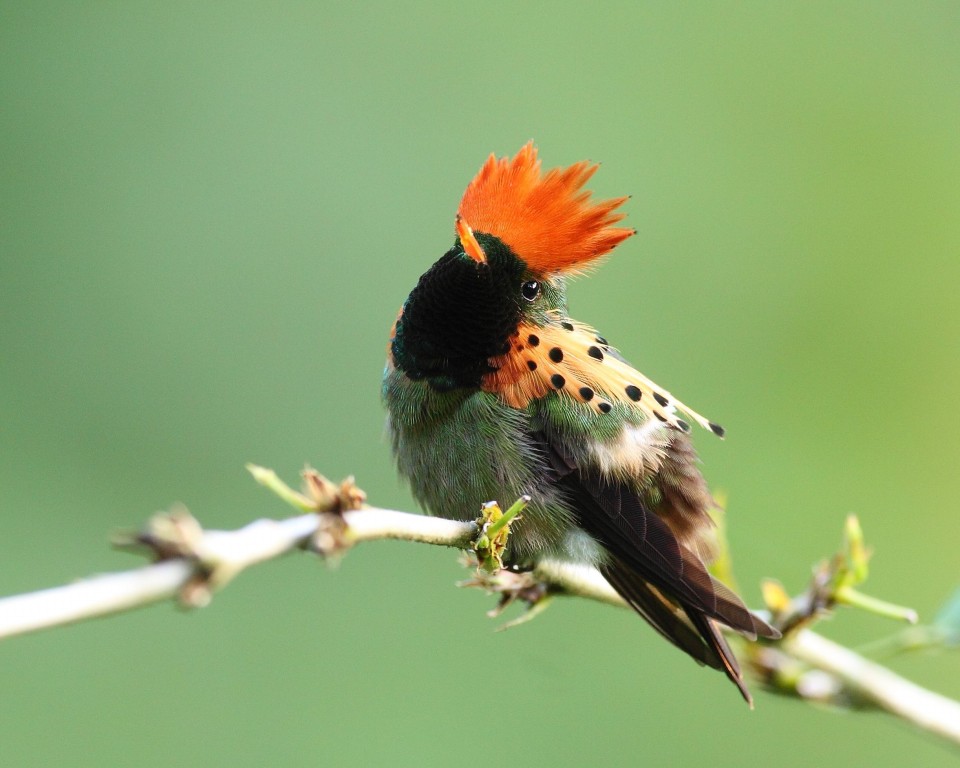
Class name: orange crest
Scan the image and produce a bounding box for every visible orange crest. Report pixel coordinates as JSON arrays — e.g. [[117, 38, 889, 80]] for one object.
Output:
[[457, 142, 634, 274]]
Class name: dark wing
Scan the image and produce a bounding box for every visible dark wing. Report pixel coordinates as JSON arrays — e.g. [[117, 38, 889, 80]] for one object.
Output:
[[537, 431, 779, 704]]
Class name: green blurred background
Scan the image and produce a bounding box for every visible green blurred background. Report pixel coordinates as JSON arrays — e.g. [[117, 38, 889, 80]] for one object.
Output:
[[2, 2, 959, 765]]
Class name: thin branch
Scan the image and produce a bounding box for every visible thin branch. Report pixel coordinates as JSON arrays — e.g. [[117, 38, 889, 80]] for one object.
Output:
[[788, 629, 960, 745], [0, 513, 319, 637], [0, 560, 194, 638], [532, 560, 624, 607], [0, 493, 958, 749], [0, 508, 470, 639]]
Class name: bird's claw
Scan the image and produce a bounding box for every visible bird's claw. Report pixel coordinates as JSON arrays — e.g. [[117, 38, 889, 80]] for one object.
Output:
[[471, 496, 529, 573]]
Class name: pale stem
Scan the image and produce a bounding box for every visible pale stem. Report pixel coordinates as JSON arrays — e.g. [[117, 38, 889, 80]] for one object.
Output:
[[0, 504, 956, 749]]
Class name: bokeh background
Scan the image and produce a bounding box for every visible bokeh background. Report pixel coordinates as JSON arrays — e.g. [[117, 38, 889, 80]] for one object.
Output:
[[2, 3, 959, 766]]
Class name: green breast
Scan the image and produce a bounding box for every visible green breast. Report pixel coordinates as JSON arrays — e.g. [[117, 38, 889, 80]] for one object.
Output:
[[381, 367, 582, 562]]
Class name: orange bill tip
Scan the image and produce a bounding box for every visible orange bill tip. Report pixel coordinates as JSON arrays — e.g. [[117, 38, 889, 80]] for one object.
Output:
[[456, 215, 486, 264]]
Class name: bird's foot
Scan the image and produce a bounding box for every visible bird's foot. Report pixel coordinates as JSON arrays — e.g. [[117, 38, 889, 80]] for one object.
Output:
[[471, 495, 529, 573]]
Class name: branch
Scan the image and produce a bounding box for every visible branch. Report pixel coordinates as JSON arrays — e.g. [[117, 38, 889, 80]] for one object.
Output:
[[0, 467, 957, 750], [788, 630, 960, 745], [0, 507, 472, 638]]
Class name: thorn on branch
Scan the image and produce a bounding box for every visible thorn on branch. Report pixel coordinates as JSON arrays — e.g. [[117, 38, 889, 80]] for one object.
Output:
[[761, 515, 918, 637], [112, 506, 230, 608], [310, 512, 351, 561], [459, 562, 552, 630], [299, 469, 366, 560], [302, 470, 367, 514], [751, 515, 925, 706], [246, 464, 366, 515], [248, 464, 367, 559]]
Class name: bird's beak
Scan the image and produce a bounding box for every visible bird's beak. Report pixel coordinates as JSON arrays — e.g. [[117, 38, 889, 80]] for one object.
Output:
[[456, 216, 486, 264]]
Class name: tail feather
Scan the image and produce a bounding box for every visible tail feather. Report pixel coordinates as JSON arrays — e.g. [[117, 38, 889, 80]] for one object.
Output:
[[686, 608, 754, 707], [600, 561, 725, 669], [603, 557, 754, 706], [536, 428, 778, 703]]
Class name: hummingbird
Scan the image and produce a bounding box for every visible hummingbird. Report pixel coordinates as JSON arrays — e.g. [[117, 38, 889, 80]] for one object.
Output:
[[382, 142, 778, 703]]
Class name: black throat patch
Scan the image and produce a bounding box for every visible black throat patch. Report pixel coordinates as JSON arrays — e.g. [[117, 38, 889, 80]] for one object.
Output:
[[392, 234, 526, 390]]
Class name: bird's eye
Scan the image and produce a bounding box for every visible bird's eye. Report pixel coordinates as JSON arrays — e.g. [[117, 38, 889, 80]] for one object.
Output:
[[521, 280, 540, 302]]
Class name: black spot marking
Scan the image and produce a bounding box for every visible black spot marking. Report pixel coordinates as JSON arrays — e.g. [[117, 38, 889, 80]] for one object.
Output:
[[624, 385, 642, 402], [676, 419, 691, 433], [548, 347, 564, 363], [528, 334, 540, 347], [709, 422, 726, 438], [596, 335, 608, 345], [587, 346, 604, 361], [526, 360, 537, 371], [654, 411, 668, 422], [579, 386, 594, 401], [550, 374, 565, 389], [598, 401, 612, 414], [653, 392, 669, 407], [561, 321, 574, 331]]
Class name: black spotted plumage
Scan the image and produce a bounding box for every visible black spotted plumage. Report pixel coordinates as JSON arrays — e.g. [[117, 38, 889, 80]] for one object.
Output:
[[384, 143, 776, 705]]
